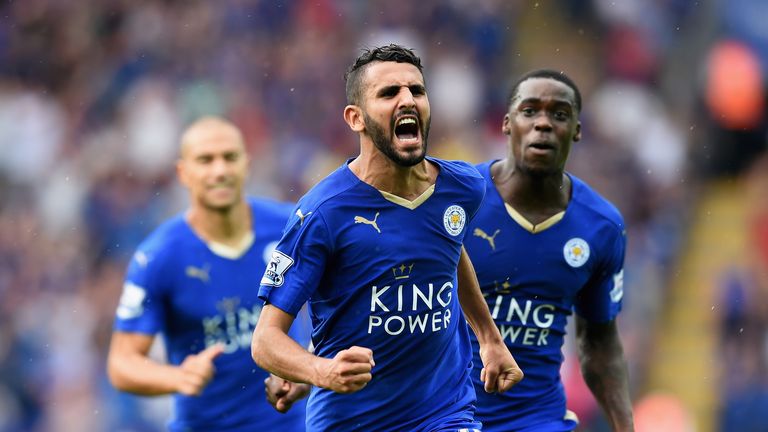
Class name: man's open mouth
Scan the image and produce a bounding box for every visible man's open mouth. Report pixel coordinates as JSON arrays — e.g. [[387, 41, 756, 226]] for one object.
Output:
[[529, 142, 555, 151], [394, 116, 419, 142]]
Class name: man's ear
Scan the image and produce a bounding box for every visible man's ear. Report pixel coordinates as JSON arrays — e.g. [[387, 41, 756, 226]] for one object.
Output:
[[343, 105, 365, 132], [176, 159, 188, 187], [573, 121, 582, 142], [502, 113, 511, 135]]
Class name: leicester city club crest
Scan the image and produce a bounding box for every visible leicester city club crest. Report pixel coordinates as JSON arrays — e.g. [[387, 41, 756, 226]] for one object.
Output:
[[563, 237, 590, 268], [443, 205, 466, 237]]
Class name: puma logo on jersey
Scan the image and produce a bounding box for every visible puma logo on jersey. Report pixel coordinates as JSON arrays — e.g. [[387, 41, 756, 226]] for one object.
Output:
[[473, 228, 500, 250], [483, 280, 513, 297], [296, 209, 312, 225], [185, 264, 210, 283], [354, 212, 381, 234]]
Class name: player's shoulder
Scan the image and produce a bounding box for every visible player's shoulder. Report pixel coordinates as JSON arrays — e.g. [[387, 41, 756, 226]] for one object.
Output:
[[473, 159, 495, 174], [276, 162, 358, 234], [432, 157, 485, 192], [569, 174, 625, 229], [295, 162, 358, 214], [130, 213, 190, 269], [473, 159, 498, 186], [433, 157, 483, 180]]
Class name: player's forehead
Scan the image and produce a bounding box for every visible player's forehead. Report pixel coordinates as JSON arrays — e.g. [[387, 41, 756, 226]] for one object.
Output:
[[362, 61, 425, 94], [181, 122, 244, 157], [514, 77, 576, 107]]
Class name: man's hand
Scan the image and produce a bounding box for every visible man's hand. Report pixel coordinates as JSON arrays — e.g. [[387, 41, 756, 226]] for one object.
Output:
[[265, 374, 311, 413], [316, 346, 374, 394], [479, 342, 523, 393], [176, 344, 225, 396]]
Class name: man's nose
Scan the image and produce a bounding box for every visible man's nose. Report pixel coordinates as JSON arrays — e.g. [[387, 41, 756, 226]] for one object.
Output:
[[397, 88, 416, 109], [533, 113, 553, 131], [211, 158, 231, 177]]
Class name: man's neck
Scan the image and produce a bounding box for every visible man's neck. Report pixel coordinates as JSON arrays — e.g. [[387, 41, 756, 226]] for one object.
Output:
[[186, 200, 252, 246], [492, 158, 570, 215], [349, 150, 436, 201]]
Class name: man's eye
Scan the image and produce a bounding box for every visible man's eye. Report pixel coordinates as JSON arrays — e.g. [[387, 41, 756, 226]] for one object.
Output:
[[521, 107, 535, 116], [410, 86, 425, 95]]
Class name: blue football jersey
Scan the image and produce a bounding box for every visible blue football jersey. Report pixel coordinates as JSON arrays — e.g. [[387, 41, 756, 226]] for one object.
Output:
[[259, 158, 486, 432], [465, 161, 626, 432], [113, 197, 309, 432]]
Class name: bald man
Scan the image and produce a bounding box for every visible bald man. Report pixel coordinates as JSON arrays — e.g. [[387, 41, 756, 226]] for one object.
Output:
[[107, 117, 309, 431]]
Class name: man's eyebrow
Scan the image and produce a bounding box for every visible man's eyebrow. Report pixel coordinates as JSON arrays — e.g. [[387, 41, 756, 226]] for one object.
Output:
[[517, 97, 574, 107], [375, 83, 425, 96], [512, 96, 541, 107], [376, 85, 401, 96], [516, 96, 541, 104]]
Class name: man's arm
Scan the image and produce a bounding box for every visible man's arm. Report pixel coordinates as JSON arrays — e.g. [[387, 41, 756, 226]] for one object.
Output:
[[575, 316, 634, 432], [251, 304, 374, 394], [456, 246, 523, 393], [107, 332, 223, 396]]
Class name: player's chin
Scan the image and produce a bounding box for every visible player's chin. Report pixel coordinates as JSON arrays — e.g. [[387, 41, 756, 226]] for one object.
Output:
[[393, 141, 426, 166], [208, 186, 237, 199], [395, 152, 426, 167], [521, 161, 559, 177], [203, 194, 239, 211]]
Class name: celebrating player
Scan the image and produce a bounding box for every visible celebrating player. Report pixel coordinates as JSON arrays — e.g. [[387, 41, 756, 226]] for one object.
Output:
[[464, 70, 634, 431], [251, 44, 523, 431]]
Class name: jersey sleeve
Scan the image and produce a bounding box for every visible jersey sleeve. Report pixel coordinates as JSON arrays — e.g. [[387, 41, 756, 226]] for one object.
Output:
[[287, 304, 313, 348], [113, 248, 168, 334], [574, 225, 626, 322], [258, 208, 332, 316]]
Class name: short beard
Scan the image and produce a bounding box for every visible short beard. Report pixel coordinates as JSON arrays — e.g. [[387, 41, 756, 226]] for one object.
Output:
[[363, 112, 430, 167]]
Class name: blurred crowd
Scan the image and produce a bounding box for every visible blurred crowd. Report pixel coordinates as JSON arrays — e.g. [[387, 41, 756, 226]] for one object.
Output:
[[717, 154, 768, 432], [0, 0, 766, 431]]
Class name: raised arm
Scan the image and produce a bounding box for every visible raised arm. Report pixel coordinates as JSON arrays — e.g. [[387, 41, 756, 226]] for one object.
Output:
[[575, 316, 634, 431], [107, 332, 223, 396], [456, 246, 523, 392], [251, 304, 374, 394]]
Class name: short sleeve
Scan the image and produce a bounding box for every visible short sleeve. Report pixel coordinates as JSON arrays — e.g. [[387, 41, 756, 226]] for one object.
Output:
[[113, 248, 167, 334], [259, 209, 332, 316], [574, 226, 626, 322]]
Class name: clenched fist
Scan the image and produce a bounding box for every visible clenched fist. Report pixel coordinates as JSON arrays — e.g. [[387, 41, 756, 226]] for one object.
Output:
[[317, 346, 375, 394]]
